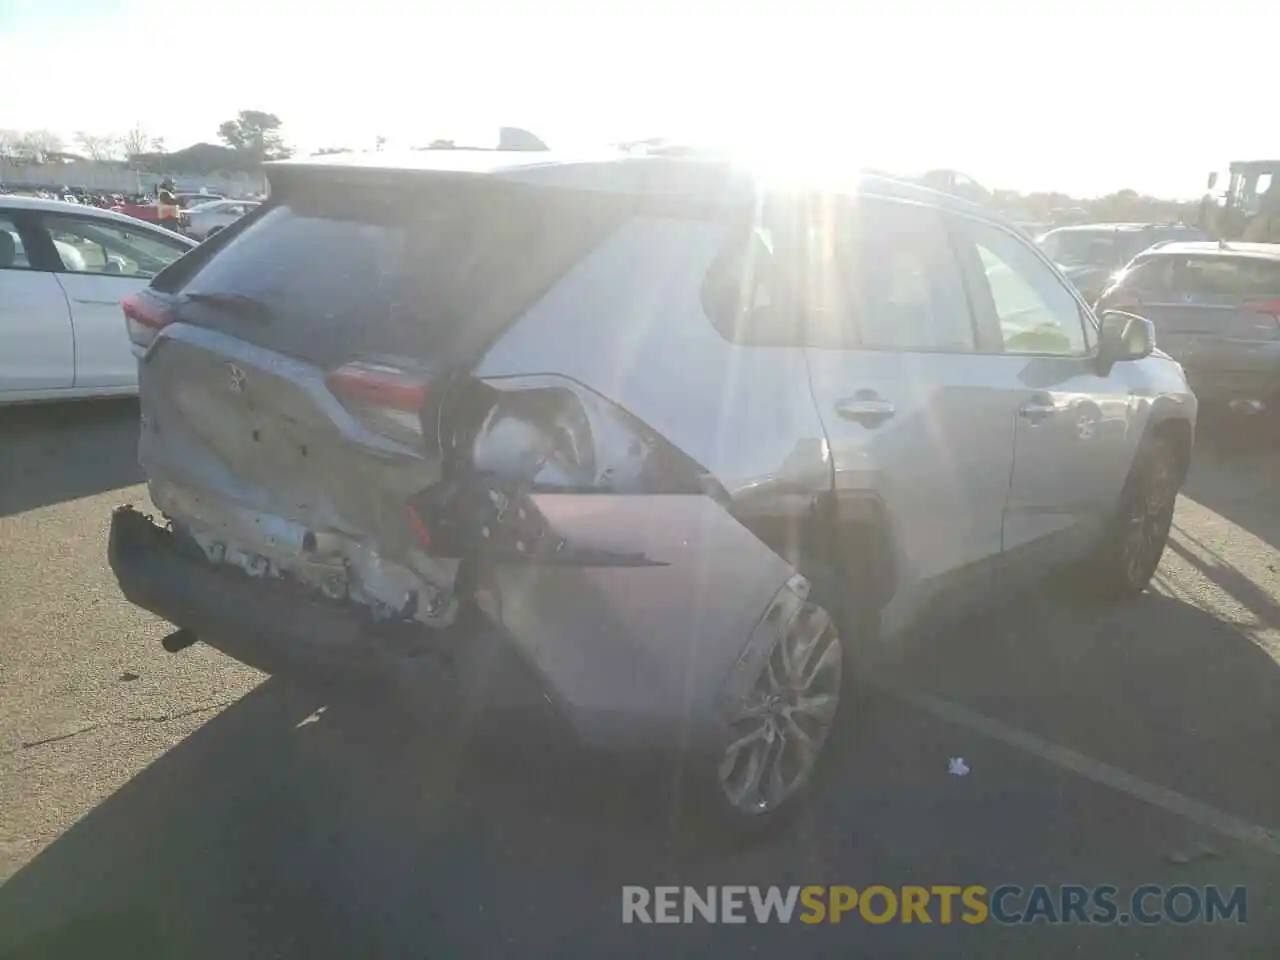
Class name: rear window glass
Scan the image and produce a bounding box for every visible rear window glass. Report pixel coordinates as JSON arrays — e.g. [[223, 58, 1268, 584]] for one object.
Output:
[[1170, 257, 1280, 299], [1115, 257, 1173, 293], [1037, 230, 1122, 268], [169, 183, 628, 367], [181, 205, 407, 349]]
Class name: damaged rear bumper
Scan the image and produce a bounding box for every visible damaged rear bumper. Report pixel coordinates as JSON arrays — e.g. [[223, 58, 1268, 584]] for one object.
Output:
[[107, 505, 537, 711], [108, 494, 810, 760]]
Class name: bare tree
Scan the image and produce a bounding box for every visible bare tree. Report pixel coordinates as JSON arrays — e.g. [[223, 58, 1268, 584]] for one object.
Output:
[[121, 124, 162, 161], [0, 130, 22, 161], [7, 129, 65, 164], [75, 131, 122, 162]]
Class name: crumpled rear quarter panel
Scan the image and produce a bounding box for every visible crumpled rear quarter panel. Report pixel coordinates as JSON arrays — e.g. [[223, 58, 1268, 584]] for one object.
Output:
[[480, 493, 797, 753]]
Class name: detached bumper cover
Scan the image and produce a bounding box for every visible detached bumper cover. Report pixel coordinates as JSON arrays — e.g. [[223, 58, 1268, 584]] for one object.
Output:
[[108, 504, 458, 683]]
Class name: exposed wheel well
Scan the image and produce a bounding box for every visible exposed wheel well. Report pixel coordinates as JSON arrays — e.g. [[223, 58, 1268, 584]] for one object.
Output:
[[828, 493, 895, 611], [742, 492, 894, 613], [734, 491, 891, 660]]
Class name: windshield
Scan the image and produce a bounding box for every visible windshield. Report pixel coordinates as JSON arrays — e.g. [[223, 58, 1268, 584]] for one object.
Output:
[[1037, 230, 1127, 268]]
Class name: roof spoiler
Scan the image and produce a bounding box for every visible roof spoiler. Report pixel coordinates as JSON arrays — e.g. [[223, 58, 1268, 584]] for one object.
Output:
[[497, 127, 549, 151]]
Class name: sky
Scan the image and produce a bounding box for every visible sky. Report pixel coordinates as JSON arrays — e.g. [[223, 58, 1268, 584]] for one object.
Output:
[[1, 0, 1275, 198]]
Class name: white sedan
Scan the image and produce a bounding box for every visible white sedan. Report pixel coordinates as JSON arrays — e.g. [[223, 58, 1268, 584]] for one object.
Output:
[[0, 196, 197, 404], [184, 199, 259, 241]]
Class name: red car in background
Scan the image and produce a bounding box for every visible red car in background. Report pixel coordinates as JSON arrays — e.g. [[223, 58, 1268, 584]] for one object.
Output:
[[111, 200, 170, 224], [113, 191, 224, 232]]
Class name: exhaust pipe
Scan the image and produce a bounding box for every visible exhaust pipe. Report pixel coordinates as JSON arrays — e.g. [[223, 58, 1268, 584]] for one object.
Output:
[[161, 628, 199, 653]]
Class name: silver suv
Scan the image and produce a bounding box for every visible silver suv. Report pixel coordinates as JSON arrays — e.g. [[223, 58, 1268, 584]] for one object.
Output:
[[109, 152, 1197, 832]]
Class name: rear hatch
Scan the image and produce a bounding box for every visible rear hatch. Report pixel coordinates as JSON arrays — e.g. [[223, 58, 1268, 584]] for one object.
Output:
[[1102, 252, 1280, 366], [132, 172, 628, 547]]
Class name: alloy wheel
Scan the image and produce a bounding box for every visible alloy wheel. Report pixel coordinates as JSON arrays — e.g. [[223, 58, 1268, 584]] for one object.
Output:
[[717, 602, 843, 815]]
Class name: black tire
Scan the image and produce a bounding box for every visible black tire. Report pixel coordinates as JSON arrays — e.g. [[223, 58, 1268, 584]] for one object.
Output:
[[1082, 435, 1180, 600]]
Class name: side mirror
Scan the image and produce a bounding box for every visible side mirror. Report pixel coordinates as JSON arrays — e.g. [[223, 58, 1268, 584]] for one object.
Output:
[[1207, 172, 1219, 191], [1097, 310, 1154, 373]]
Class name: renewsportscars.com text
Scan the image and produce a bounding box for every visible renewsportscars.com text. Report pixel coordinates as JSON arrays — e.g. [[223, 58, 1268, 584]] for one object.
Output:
[[621, 884, 1247, 925]]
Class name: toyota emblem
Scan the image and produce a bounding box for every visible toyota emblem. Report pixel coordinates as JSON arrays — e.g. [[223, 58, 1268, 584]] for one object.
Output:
[[227, 363, 247, 393]]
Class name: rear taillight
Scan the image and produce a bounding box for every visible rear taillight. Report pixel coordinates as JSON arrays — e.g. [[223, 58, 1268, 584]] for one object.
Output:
[[121, 291, 175, 351], [1243, 297, 1280, 320], [326, 361, 432, 446]]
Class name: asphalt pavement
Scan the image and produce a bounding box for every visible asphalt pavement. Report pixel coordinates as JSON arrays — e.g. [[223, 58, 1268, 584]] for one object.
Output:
[[1, 399, 1277, 959]]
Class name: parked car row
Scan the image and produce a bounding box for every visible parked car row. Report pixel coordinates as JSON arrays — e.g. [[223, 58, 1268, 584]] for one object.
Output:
[[1036, 222, 1210, 303], [0, 186, 259, 241]]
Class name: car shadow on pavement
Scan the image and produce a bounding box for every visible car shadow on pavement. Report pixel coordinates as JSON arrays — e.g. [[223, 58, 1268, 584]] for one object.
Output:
[[0, 674, 721, 960], [2, 587, 1277, 960], [1181, 415, 1280, 551], [1165, 527, 1280, 631], [0, 399, 143, 517]]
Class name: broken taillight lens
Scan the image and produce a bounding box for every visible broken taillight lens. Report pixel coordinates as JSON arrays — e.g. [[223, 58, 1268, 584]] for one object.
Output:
[[326, 360, 432, 446], [121, 291, 175, 351]]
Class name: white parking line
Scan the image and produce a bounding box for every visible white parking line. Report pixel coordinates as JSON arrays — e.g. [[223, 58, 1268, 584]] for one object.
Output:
[[870, 679, 1280, 858]]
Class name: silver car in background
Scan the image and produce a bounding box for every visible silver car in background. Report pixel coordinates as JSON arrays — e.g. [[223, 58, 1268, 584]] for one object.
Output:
[[108, 152, 1196, 833], [183, 199, 260, 241]]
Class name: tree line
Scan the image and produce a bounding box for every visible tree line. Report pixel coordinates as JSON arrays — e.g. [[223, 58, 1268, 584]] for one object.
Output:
[[0, 110, 293, 167], [0, 119, 1202, 222]]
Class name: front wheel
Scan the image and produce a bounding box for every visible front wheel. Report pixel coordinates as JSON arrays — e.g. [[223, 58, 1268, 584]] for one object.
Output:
[[1083, 436, 1180, 599]]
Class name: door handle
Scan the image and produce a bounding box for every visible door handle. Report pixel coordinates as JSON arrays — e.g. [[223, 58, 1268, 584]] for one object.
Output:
[[1018, 396, 1056, 423], [72, 297, 125, 306], [836, 393, 896, 427]]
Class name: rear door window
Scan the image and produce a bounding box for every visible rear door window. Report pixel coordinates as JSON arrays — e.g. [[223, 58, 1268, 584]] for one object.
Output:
[[703, 196, 977, 352], [41, 215, 189, 277], [836, 200, 977, 352]]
